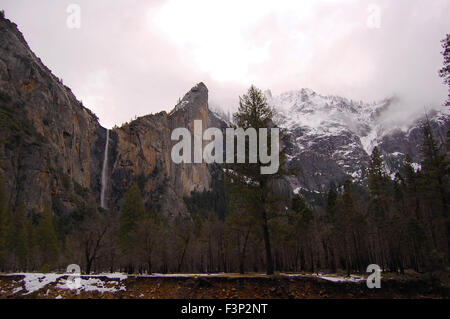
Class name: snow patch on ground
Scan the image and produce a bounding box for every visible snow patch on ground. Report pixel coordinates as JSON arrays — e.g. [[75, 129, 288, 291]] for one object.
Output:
[[12, 286, 23, 294], [412, 163, 422, 172], [281, 273, 365, 282], [9, 273, 65, 295], [315, 274, 365, 283], [143, 273, 226, 278], [5, 273, 129, 295], [56, 277, 127, 293], [95, 273, 128, 281]]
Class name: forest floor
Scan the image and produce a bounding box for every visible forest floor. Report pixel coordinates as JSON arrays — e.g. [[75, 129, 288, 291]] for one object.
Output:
[[0, 270, 448, 299]]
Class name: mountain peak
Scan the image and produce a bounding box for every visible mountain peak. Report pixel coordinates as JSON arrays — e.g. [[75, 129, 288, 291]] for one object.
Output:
[[169, 82, 209, 115], [192, 82, 208, 92], [300, 88, 316, 96]]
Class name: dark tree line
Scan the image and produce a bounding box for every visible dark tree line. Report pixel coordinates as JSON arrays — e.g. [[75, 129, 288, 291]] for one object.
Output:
[[0, 34, 448, 274], [0, 90, 448, 276]]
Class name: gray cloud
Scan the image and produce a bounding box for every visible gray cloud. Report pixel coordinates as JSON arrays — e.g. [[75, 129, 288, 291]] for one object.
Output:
[[0, 0, 448, 128]]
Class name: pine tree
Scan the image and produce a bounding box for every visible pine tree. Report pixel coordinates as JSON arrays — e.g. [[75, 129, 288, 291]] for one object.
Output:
[[332, 180, 359, 275], [291, 194, 315, 272], [403, 155, 421, 219], [420, 121, 448, 213], [12, 202, 28, 270], [439, 34, 450, 106], [419, 120, 449, 261], [24, 213, 35, 271], [323, 183, 339, 271], [36, 205, 59, 269], [119, 184, 145, 273], [368, 147, 389, 226], [136, 209, 161, 274], [0, 176, 8, 270], [326, 183, 338, 223], [225, 85, 286, 275], [367, 147, 391, 269], [0, 175, 6, 215], [446, 128, 450, 152], [225, 178, 259, 274]]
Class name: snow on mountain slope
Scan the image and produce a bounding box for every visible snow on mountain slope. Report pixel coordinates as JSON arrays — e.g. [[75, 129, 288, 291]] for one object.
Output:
[[265, 88, 449, 193]]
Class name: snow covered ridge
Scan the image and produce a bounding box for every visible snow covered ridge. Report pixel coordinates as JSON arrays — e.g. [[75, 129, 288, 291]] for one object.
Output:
[[263, 88, 449, 192], [270, 88, 443, 155]]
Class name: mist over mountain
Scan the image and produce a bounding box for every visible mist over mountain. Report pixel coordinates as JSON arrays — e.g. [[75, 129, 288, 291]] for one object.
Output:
[[265, 89, 448, 196], [211, 85, 449, 200]]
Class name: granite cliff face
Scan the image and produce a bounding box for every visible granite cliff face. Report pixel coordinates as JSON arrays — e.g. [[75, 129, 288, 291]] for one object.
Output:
[[0, 15, 222, 219], [0, 16, 106, 217], [107, 82, 223, 218]]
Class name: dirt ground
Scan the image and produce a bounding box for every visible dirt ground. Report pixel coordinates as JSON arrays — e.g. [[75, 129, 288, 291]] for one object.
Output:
[[0, 271, 448, 299]]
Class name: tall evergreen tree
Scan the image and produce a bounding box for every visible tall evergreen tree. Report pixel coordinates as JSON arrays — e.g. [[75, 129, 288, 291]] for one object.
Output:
[[119, 184, 145, 273], [11, 202, 28, 269], [419, 120, 449, 261], [225, 190, 257, 274], [0, 176, 8, 269], [333, 180, 358, 275], [225, 85, 286, 275], [420, 121, 448, 212], [368, 147, 389, 226], [439, 34, 450, 106], [36, 205, 59, 269], [326, 183, 338, 223], [290, 194, 315, 272], [0, 175, 6, 215], [403, 155, 421, 219], [367, 147, 391, 269]]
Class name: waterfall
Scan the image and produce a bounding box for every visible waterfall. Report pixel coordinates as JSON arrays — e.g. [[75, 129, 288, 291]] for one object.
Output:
[[100, 129, 110, 209]]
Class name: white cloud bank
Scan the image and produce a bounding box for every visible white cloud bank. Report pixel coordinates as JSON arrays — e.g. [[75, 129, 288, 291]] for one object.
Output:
[[1, 0, 448, 128]]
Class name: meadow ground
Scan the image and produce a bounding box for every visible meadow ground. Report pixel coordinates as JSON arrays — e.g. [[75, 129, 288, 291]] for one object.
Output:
[[0, 270, 448, 299]]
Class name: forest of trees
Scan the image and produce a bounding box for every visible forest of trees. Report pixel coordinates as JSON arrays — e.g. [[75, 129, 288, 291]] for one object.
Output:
[[0, 86, 448, 276], [0, 34, 448, 276]]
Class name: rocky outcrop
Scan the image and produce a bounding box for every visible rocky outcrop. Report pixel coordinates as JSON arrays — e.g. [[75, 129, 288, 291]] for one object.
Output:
[[0, 12, 296, 219], [0, 15, 223, 219], [107, 82, 223, 218], [0, 16, 106, 216]]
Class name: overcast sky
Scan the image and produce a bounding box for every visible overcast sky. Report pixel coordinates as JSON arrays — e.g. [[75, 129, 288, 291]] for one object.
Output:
[[1, 0, 449, 128]]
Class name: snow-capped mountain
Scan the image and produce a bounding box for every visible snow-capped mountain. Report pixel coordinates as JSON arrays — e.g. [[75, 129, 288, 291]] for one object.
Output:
[[267, 88, 449, 193]]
